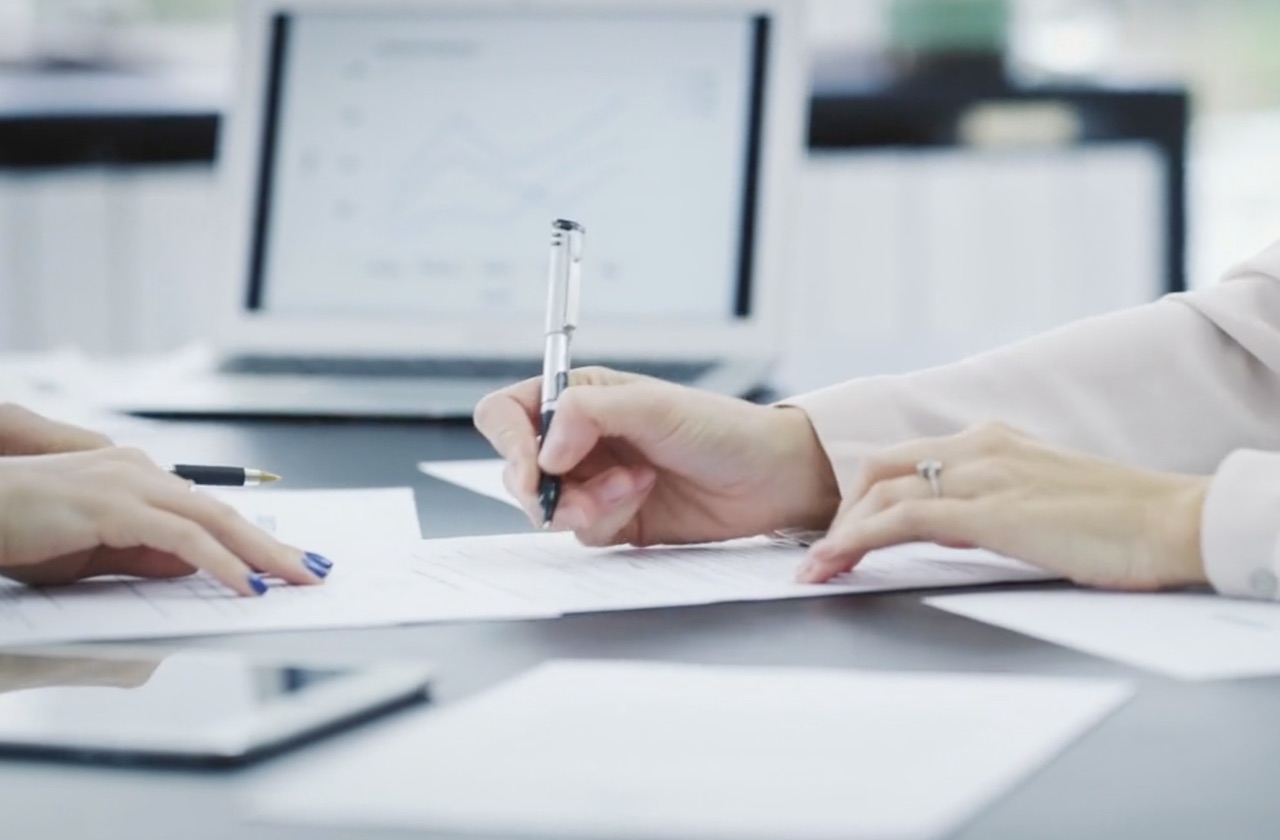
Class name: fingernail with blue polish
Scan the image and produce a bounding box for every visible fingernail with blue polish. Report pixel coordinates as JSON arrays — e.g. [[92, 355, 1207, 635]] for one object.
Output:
[[304, 552, 334, 578], [248, 574, 270, 596], [306, 551, 334, 570]]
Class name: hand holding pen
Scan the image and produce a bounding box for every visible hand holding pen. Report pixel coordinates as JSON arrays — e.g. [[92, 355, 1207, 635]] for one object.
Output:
[[538, 219, 585, 528]]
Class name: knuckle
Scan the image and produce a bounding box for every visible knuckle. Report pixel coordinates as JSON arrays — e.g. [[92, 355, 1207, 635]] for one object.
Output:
[[83, 431, 113, 449], [472, 394, 498, 431], [571, 365, 612, 384], [202, 498, 245, 529], [970, 421, 1016, 452], [855, 455, 889, 487], [894, 500, 932, 531], [111, 446, 155, 468], [169, 521, 212, 556], [87, 458, 134, 485], [976, 454, 1017, 485], [863, 481, 895, 510]]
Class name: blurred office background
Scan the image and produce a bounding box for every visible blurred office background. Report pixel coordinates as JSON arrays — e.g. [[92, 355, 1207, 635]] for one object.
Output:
[[1, 0, 1278, 388]]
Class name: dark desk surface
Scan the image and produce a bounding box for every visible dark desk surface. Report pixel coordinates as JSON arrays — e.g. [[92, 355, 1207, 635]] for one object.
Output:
[[2, 418, 1276, 839]]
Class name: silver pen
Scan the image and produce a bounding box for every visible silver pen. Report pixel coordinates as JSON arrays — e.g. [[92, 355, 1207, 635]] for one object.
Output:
[[538, 219, 585, 528]]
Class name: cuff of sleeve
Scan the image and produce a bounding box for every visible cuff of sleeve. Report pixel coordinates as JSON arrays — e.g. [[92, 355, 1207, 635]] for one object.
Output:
[[1202, 449, 1280, 599], [776, 379, 911, 502]]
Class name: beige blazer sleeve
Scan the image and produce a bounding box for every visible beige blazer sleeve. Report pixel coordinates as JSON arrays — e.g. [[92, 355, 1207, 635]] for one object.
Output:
[[786, 238, 1280, 599]]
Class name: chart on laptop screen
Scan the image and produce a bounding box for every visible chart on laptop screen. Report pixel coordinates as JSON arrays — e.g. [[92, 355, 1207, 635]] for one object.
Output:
[[256, 11, 764, 322]]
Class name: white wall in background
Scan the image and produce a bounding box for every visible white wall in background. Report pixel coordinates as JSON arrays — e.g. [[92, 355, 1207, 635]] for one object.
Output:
[[0, 147, 1168, 390], [0, 165, 217, 355], [778, 143, 1166, 392]]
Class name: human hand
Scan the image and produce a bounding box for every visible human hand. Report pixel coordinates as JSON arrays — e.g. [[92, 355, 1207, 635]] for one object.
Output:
[[473, 367, 840, 546], [0, 448, 333, 596], [0, 402, 113, 456], [797, 422, 1209, 591]]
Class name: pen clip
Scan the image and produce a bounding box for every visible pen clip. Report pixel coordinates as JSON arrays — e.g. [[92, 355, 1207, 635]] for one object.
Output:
[[547, 219, 584, 335]]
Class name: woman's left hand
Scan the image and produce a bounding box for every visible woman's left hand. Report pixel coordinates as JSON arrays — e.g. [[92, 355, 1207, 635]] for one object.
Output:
[[797, 422, 1210, 591]]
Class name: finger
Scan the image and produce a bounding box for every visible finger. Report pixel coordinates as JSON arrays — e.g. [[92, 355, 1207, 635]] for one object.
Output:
[[849, 461, 1000, 522], [503, 459, 542, 526], [474, 367, 642, 468], [0, 403, 112, 456], [570, 466, 658, 547], [543, 464, 651, 532], [849, 422, 1027, 501], [797, 499, 979, 583], [476, 376, 545, 494], [538, 380, 685, 475], [847, 474, 935, 524], [141, 479, 330, 585], [507, 444, 629, 528], [97, 504, 270, 596]]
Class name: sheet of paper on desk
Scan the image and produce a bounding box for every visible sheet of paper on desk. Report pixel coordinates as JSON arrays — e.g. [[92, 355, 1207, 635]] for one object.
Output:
[[418, 458, 516, 507], [202, 486, 423, 549], [926, 589, 1280, 680], [0, 488, 552, 646], [408, 531, 1055, 614], [251, 659, 1133, 840]]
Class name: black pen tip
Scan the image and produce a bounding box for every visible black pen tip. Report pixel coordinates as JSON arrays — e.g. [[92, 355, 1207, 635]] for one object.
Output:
[[538, 475, 560, 529]]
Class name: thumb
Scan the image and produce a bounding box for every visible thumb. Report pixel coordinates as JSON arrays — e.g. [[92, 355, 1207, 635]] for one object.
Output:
[[538, 381, 684, 474]]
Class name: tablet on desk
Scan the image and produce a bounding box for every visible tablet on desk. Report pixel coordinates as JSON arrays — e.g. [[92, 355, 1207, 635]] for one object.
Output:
[[0, 647, 432, 767]]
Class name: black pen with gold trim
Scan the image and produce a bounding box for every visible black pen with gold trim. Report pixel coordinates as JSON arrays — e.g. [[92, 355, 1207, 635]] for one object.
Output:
[[165, 465, 282, 487]]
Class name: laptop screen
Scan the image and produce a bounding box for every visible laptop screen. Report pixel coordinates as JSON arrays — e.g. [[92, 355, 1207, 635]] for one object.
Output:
[[245, 8, 770, 325]]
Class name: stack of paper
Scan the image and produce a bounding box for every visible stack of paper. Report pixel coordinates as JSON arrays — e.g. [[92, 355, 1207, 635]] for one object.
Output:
[[252, 659, 1133, 840]]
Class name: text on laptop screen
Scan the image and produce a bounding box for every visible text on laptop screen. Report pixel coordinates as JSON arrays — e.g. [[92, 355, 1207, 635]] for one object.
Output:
[[247, 10, 770, 324]]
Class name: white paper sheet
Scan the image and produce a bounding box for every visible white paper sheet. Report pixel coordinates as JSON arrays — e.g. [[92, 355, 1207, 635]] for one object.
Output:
[[201, 486, 423, 550], [418, 458, 515, 507], [0, 488, 552, 646], [926, 589, 1280, 680], [409, 531, 1054, 614], [252, 659, 1133, 840]]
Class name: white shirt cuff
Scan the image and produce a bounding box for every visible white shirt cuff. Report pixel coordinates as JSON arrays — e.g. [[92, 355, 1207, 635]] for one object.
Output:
[[1202, 449, 1280, 599]]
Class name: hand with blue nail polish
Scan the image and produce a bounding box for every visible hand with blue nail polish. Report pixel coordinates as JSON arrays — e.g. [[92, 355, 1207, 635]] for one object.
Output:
[[0, 447, 332, 597]]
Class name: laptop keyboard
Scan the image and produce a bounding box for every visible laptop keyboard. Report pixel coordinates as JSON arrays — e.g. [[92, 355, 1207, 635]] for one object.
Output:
[[220, 355, 717, 385]]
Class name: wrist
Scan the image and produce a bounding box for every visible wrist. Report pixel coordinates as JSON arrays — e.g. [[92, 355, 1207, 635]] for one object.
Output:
[[768, 406, 841, 533]]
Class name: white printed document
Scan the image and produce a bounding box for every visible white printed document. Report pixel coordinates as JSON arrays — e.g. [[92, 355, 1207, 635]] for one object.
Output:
[[252, 659, 1133, 840], [409, 531, 1054, 614], [0, 488, 552, 646], [418, 458, 514, 507], [203, 486, 423, 549], [927, 589, 1280, 680]]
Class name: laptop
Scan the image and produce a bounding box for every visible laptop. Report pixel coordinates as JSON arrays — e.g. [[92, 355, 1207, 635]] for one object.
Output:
[[112, 0, 807, 418]]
